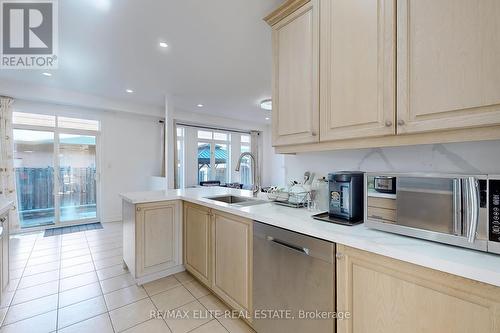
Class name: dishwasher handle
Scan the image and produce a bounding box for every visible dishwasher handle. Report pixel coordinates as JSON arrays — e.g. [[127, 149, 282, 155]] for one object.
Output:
[[266, 236, 310, 256]]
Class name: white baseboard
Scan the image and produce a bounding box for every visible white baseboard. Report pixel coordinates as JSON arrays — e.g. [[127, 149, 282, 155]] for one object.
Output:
[[134, 265, 185, 285], [101, 216, 122, 223]]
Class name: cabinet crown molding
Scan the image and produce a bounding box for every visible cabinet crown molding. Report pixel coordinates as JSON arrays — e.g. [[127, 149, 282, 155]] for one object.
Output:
[[264, 0, 310, 26]]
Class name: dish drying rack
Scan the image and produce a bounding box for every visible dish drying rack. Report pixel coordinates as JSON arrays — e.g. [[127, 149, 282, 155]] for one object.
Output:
[[266, 188, 312, 208]]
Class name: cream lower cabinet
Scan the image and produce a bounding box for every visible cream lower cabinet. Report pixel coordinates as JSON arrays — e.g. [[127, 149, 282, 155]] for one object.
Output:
[[212, 210, 252, 317], [183, 203, 212, 286], [397, 0, 500, 134], [336, 244, 500, 333], [183, 204, 253, 320], [319, 0, 395, 141], [122, 200, 182, 284]]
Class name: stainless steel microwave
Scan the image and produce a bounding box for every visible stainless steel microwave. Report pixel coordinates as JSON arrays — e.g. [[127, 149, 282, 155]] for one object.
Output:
[[365, 173, 500, 254]]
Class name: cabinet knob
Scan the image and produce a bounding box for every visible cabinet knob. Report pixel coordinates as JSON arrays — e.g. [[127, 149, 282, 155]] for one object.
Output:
[[311, 131, 317, 136], [385, 121, 393, 127], [335, 252, 344, 260], [0, 217, 5, 223], [397, 120, 405, 126], [136, 207, 141, 212]]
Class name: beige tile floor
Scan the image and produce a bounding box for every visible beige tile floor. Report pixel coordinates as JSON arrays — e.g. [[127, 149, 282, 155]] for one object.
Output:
[[0, 222, 254, 333]]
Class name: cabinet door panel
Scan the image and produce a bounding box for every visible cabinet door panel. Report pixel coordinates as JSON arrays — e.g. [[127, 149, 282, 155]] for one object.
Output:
[[320, 0, 395, 141], [135, 201, 179, 278], [272, 1, 319, 146], [184, 204, 211, 286], [143, 206, 174, 268], [337, 245, 500, 333], [397, 0, 500, 134], [212, 211, 252, 314]]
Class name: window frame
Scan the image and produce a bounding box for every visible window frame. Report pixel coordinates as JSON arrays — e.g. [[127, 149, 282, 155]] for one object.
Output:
[[13, 112, 100, 136], [174, 123, 253, 188], [196, 129, 231, 185]]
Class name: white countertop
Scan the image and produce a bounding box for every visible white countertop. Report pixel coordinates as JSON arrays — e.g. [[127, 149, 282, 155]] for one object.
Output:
[[0, 200, 13, 217], [121, 187, 500, 288]]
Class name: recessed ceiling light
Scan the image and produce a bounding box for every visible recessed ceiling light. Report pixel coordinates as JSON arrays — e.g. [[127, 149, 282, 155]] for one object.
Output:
[[126, 89, 134, 93], [265, 117, 270, 120], [42, 72, 52, 77], [260, 99, 272, 111], [159, 42, 168, 48], [94, 0, 111, 11], [197, 104, 204, 108]]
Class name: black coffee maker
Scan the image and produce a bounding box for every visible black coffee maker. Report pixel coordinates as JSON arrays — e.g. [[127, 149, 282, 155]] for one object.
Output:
[[328, 171, 364, 222]]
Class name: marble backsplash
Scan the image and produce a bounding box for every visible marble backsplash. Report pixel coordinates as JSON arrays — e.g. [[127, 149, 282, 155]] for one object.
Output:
[[283, 140, 500, 183]]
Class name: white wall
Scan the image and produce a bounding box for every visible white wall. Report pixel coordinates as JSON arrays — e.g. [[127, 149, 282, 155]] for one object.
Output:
[[262, 124, 285, 187], [281, 140, 500, 183], [0, 78, 162, 117], [12, 100, 163, 222]]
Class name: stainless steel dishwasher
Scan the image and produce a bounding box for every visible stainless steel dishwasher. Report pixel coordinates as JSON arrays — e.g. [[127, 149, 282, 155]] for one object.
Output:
[[253, 221, 335, 333]]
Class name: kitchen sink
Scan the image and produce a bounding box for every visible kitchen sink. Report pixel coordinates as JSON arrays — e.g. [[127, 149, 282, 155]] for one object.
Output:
[[204, 195, 267, 206]]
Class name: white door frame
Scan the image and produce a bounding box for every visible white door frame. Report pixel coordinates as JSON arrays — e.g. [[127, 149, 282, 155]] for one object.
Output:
[[55, 130, 100, 228], [12, 124, 101, 231]]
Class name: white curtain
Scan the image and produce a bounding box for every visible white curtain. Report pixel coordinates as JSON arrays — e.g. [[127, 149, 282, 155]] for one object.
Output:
[[0, 96, 19, 230]]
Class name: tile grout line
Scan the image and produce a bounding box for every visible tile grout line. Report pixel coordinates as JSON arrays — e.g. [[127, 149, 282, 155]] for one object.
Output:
[[85, 228, 118, 333], [56, 295, 106, 331], [1, 234, 48, 327], [188, 290, 231, 333], [123, 273, 194, 332], [55, 232, 64, 332], [14, 249, 123, 296], [3, 227, 244, 333], [1, 228, 125, 330], [2, 232, 115, 329], [171, 275, 217, 333], [179, 275, 249, 333], [51, 230, 123, 331], [7, 244, 169, 331], [148, 273, 231, 333], [124, 291, 170, 333], [160, 274, 185, 333], [1, 233, 38, 328]]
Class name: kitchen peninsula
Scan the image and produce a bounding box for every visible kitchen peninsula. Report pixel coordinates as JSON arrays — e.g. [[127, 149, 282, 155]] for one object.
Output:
[[121, 187, 500, 332]]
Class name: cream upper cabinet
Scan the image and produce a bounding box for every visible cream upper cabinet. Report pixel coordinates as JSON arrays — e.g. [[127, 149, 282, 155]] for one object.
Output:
[[320, 0, 395, 141], [266, 0, 500, 153], [397, 0, 500, 134], [268, 0, 319, 146], [336, 244, 500, 333], [184, 203, 211, 286], [212, 210, 253, 316]]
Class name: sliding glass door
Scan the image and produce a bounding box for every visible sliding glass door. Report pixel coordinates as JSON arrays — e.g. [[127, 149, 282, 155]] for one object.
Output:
[[12, 112, 100, 230], [14, 129, 56, 228], [58, 134, 97, 223]]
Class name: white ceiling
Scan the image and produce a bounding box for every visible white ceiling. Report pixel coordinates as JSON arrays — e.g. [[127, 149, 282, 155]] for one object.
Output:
[[0, 0, 282, 123]]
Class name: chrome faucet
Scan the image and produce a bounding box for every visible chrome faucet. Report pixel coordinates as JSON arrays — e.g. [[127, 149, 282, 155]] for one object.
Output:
[[235, 152, 260, 197]]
